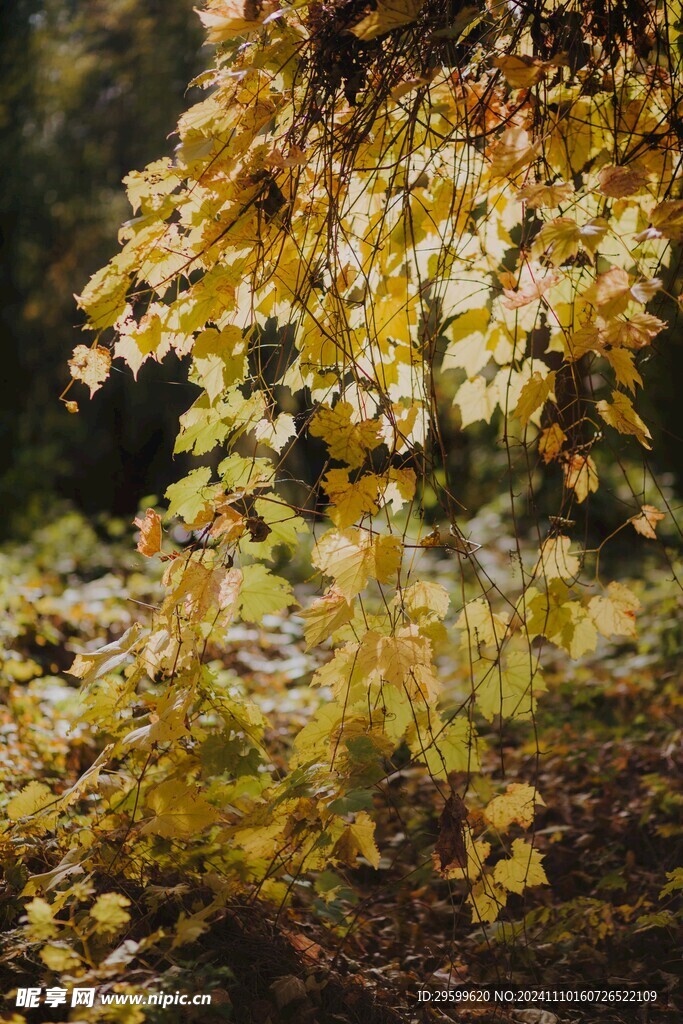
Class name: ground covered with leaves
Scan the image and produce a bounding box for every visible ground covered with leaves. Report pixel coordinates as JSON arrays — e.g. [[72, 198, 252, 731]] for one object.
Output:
[[1, 511, 680, 1023]]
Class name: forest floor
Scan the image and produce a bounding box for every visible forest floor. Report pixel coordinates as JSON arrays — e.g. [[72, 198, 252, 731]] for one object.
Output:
[[1, 511, 681, 1023]]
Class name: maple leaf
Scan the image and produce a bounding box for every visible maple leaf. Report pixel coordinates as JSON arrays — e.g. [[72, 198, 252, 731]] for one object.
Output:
[[68, 344, 111, 396], [563, 454, 598, 503], [310, 402, 382, 468], [312, 529, 402, 600], [467, 879, 507, 923], [589, 581, 640, 638], [493, 838, 548, 894], [596, 390, 652, 449], [601, 312, 665, 350], [7, 782, 54, 821], [584, 268, 632, 318], [237, 564, 295, 621], [133, 508, 162, 557], [141, 781, 218, 838], [517, 180, 574, 208], [538, 423, 566, 463], [69, 624, 143, 686], [515, 370, 556, 425], [485, 783, 543, 832], [535, 535, 580, 581], [630, 504, 665, 540], [324, 469, 380, 528], [197, 0, 275, 43], [90, 894, 131, 934], [494, 54, 548, 89], [300, 588, 353, 649]]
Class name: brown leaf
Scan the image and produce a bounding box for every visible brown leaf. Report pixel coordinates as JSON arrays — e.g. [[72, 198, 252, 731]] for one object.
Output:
[[133, 508, 162, 557], [434, 794, 468, 874]]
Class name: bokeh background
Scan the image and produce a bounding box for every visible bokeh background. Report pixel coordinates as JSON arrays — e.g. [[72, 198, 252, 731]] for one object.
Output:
[[1, 0, 682, 540]]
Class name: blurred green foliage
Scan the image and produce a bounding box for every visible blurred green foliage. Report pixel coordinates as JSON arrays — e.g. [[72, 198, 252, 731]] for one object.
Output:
[[0, 0, 202, 535]]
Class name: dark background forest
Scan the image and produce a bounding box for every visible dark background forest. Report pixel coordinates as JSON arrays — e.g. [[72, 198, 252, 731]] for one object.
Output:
[[1, 0, 683, 541]]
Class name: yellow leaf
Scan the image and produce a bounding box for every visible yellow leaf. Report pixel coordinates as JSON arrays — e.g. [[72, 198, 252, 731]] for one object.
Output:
[[197, 0, 273, 43], [515, 370, 555, 425], [300, 588, 353, 649], [637, 199, 683, 242], [133, 508, 162, 557], [535, 535, 580, 581], [324, 469, 380, 528], [589, 581, 640, 638], [417, 717, 480, 779], [517, 180, 574, 208], [494, 55, 547, 89], [489, 126, 538, 179], [90, 894, 131, 934], [310, 402, 382, 468], [254, 412, 297, 454], [630, 504, 665, 540], [538, 423, 566, 463], [403, 580, 449, 620], [40, 943, 82, 972], [347, 811, 381, 869], [455, 598, 508, 650], [474, 649, 546, 722], [69, 624, 143, 686], [442, 309, 491, 378], [467, 879, 507, 923], [25, 898, 58, 941], [605, 349, 642, 394], [349, 0, 422, 41], [584, 268, 631, 318], [454, 375, 499, 427], [484, 783, 542, 832], [7, 782, 53, 820], [563, 454, 598, 503], [596, 391, 652, 449], [141, 781, 217, 838], [493, 838, 548, 894], [312, 529, 402, 599], [68, 344, 111, 397]]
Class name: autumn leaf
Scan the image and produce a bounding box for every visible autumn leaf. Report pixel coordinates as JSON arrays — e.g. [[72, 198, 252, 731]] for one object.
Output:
[[300, 588, 353, 649], [597, 164, 648, 198], [630, 504, 665, 539], [493, 838, 548, 894], [68, 344, 111, 396], [515, 371, 556, 425], [538, 423, 566, 462], [349, 0, 422, 41], [494, 54, 548, 89], [133, 508, 162, 557], [69, 624, 143, 686], [563, 454, 598, 503], [484, 783, 543, 832], [589, 581, 640, 638], [596, 390, 652, 449], [433, 794, 468, 874], [141, 781, 218, 838]]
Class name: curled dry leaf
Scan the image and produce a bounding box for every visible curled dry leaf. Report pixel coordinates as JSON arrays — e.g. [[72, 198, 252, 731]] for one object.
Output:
[[433, 793, 468, 875], [630, 504, 665, 539], [133, 508, 163, 557]]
